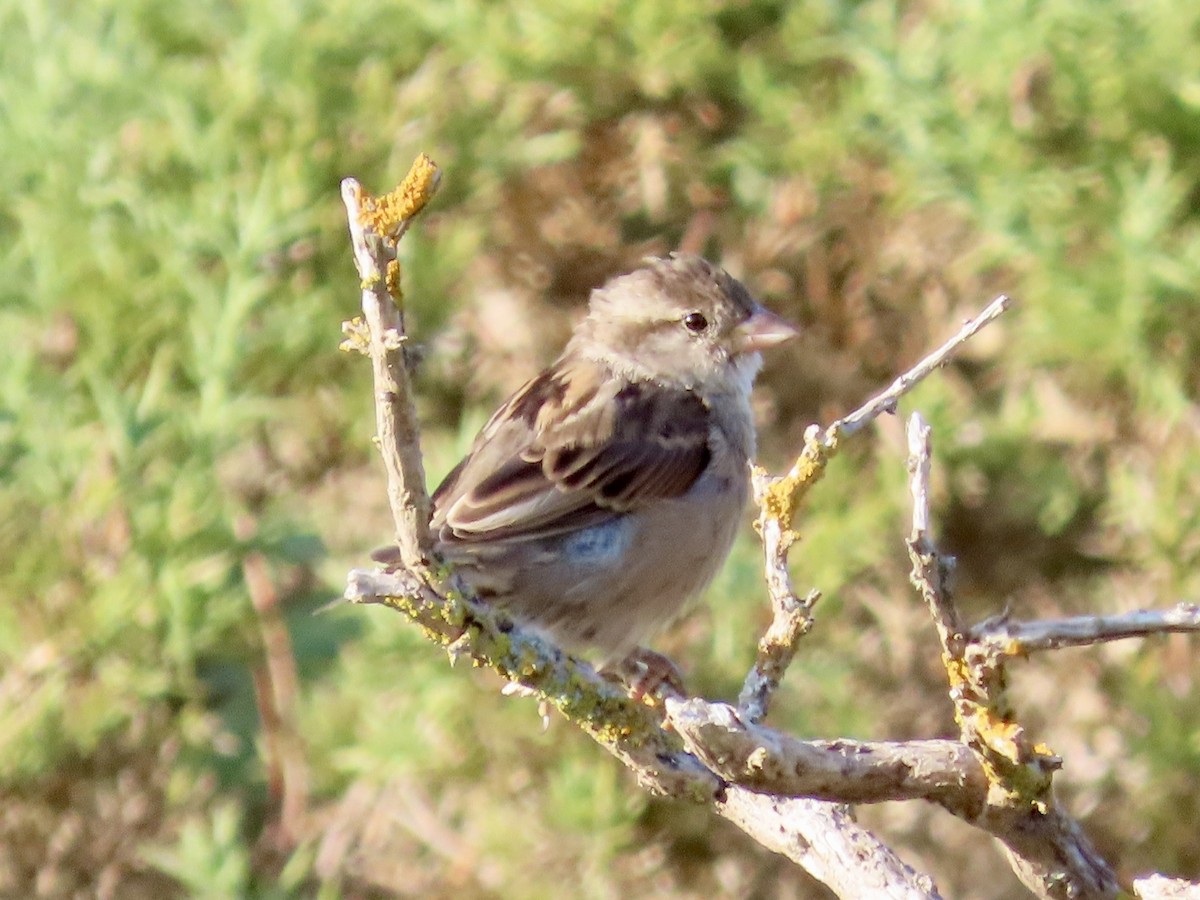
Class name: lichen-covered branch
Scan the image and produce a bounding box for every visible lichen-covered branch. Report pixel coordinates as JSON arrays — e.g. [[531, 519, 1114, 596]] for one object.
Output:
[[345, 566, 717, 798], [759, 294, 1013, 533], [738, 465, 821, 723], [344, 567, 938, 897], [905, 411, 1054, 797], [901, 415, 1199, 897], [904, 412, 1121, 900], [341, 158, 440, 569], [740, 298, 1014, 722]]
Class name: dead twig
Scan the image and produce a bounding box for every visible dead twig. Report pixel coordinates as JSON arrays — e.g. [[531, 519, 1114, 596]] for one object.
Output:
[[904, 412, 1121, 899], [340, 157, 440, 569], [973, 603, 1200, 653]]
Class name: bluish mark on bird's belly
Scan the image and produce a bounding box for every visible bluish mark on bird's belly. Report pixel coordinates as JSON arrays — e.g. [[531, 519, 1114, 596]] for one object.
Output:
[[561, 519, 629, 565]]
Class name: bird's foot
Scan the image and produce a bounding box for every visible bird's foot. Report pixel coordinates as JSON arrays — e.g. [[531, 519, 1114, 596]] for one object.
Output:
[[611, 648, 686, 702]]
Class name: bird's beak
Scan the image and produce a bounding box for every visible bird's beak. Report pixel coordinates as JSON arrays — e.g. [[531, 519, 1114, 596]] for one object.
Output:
[[734, 306, 800, 353]]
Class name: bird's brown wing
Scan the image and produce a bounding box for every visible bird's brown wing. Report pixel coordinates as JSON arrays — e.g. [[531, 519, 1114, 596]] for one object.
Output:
[[433, 356, 712, 544]]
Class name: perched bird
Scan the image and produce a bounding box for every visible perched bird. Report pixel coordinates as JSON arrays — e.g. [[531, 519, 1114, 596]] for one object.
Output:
[[385, 254, 797, 681]]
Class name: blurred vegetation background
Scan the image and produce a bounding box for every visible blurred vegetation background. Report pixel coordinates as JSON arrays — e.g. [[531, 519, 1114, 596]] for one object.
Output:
[[3, 0, 1199, 896]]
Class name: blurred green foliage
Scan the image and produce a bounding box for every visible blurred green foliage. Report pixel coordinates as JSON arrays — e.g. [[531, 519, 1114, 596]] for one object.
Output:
[[3, 0, 1200, 896]]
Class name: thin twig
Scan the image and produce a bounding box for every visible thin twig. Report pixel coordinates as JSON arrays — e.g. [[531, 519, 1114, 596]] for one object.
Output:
[[905, 413, 965, 656], [766, 294, 1014, 518], [973, 602, 1200, 653], [742, 298, 1013, 719], [836, 294, 1011, 439]]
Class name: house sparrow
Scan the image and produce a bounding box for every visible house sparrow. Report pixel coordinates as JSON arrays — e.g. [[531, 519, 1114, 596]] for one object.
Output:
[[382, 254, 797, 677]]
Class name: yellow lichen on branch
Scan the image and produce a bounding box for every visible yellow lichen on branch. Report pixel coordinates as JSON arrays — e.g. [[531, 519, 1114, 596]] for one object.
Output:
[[386, 258, 402, 300], [760, 426, 840, 528], [357, 153, 441, 243], [942, 653, 1059, 809]]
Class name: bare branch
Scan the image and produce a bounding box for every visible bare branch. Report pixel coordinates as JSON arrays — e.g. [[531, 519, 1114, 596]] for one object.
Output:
[[990, 807, 1123, 900], [718, 789, 944, 900], [1135, 875, 1200, 899], [667, 697, 987, 816], [743, 297, 1014, 714], [974, 602, 1200, 653], [667, 692, 1126, 898], [905, 413, 965, 656], [836, 294, 1012, 439]]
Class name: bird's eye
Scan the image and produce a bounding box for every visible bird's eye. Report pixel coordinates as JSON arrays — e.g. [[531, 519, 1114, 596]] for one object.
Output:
[[682, 312, 708, 333]]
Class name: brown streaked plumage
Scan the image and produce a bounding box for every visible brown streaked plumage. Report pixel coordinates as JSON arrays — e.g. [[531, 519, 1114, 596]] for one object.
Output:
[[379, 254, 798, 666]]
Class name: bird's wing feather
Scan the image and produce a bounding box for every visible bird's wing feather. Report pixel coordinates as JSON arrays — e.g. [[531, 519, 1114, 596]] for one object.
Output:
[[433, 356, 712, 544]]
